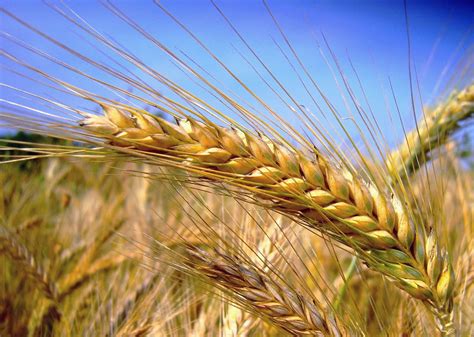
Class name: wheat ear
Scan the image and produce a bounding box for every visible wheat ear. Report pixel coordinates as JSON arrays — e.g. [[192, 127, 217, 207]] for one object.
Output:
[[386, 84, 473, 182], [0, 226, 58, 302], [80, 100, 458, 334], [184, 245, 347, 336], [0, 226, 61, 335]]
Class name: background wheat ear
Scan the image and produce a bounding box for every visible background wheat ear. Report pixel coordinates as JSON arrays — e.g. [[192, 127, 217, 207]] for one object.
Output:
[[386, 84, 473, 183], [0, 226, 61, 336], [0, 227, 59, 302], [177, 244, 348, 337]]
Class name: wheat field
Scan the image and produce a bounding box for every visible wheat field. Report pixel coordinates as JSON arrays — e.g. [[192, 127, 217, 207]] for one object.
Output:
[[1, 1, 473, 336]]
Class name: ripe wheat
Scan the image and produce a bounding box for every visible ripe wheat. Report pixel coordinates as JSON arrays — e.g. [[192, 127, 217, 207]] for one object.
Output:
[[387, 84, 474, 182], [184, 245, 347, 336], [77, 95, 473, 333], [1, 3, 472, 336]]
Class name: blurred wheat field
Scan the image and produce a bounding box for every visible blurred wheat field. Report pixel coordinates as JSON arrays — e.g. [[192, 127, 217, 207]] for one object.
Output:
[[1, 1, 473, 337]]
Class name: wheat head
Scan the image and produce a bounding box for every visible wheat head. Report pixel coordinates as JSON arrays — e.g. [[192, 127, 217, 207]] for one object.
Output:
[[184, 245, 347, 336], [387, 84, 473, 182], [77, 93, 469, 334]]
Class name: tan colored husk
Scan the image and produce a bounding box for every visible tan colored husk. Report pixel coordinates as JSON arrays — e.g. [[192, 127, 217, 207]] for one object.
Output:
[[184, 245, 347, 336], [79, 99, 462, 334]]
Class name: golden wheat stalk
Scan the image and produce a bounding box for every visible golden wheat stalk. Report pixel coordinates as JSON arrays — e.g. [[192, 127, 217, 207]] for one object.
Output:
[[387, 84, 473, 182], [184, 245, 347, 336], [77, 97, 463, 334]]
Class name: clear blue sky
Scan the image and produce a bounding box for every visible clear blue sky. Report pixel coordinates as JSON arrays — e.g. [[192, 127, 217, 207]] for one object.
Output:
[[1, 0, 473, 149]]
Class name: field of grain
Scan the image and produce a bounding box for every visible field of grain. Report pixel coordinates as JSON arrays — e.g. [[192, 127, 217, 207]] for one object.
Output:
[[1, 1, 473, 336]]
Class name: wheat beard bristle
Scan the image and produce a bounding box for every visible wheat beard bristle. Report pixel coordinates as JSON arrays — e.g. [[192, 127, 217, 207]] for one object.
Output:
[[77, 87, 472, 334], [184, 246, 347, 336]]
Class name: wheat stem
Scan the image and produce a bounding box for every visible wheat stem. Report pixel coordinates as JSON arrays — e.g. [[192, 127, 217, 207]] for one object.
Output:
[[333, 256, 357, 312]]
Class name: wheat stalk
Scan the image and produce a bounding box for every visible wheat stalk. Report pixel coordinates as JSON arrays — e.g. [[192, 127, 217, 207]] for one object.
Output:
[[183, 245, 347, 336], [387, 84, 473, 182], [78, 99, 461, 334]]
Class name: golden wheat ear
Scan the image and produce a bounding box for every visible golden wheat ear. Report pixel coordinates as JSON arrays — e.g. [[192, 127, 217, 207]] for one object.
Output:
[[181, 245, 348, 336], [387, 84, 474, 183], [75, 98, 468, 335]]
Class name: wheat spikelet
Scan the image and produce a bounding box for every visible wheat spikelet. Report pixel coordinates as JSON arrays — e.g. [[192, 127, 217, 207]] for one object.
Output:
[[79, 99, 460, 333], [183, 245, 347, 336], [59, 254, 131, 300], [109, 272, 164, 337], [387, 84, 474, 182]]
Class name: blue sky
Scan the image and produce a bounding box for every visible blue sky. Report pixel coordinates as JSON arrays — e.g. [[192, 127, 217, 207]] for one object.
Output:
[[1, 0, 473, 149]]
